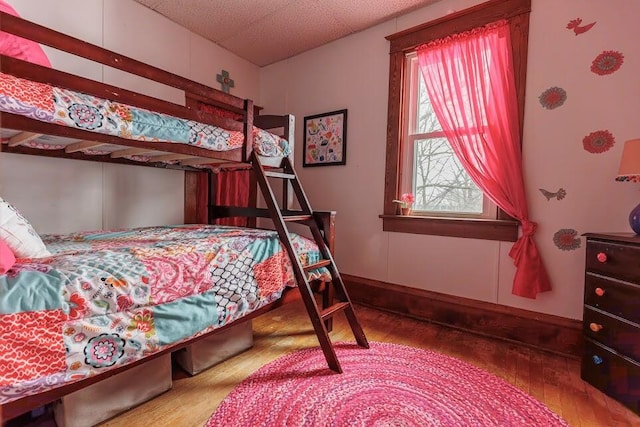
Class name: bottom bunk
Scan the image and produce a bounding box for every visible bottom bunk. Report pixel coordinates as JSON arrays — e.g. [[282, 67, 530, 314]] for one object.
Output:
[[0, 223, 331, 421]]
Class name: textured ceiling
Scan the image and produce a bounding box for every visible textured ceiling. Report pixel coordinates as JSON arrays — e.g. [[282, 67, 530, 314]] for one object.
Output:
[[133, 0, 441, 66]]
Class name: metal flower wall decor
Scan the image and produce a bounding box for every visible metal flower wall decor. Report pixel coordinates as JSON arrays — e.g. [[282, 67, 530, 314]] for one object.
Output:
[[538, 86, 567, 110], [582, 130, 615, 154], [590, 50, 624, 76], [553, 229, 581, 251]]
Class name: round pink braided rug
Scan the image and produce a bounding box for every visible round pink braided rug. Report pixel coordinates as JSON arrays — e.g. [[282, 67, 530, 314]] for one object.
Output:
[[206, 342, 568, 426]]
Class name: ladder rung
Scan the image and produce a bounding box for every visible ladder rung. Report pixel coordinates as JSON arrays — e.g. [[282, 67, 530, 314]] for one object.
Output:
[[265, 171, 296, 179], [282, 214, 312, 222], [320, 302, 349, 320], [304, 259, 331, 272]]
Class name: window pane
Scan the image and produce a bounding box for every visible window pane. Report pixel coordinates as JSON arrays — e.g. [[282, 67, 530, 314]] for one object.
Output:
[[413, 138, 483, 214], [415, 64, 442, 134]]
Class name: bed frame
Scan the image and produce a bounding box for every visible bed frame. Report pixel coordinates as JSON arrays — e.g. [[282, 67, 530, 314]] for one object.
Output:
[[0, 10, 367, 424], [0, 9, 279, 168], [0, 220, 336, 423]]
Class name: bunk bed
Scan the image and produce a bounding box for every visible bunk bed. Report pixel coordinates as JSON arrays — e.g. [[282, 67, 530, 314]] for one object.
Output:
[[0, 7, 368, 425]]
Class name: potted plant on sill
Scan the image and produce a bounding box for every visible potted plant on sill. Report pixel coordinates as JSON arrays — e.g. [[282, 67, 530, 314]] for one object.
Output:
[[393, 193, 415, 216]]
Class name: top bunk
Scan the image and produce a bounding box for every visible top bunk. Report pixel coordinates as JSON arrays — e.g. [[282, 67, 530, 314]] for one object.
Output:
[[0, 9, 294, 171]]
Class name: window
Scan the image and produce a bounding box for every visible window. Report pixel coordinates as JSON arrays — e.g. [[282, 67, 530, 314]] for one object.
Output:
[[381, 0, 530, 241], [402, 53, 495, 218]]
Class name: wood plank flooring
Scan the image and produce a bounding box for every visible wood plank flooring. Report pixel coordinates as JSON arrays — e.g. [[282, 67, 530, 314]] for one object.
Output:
[[75, 301, 639, 426]]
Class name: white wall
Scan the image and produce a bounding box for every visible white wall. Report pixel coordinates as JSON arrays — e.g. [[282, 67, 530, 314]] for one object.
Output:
[[260, 0, 640, 319], [0, 0, 260, 233], [2, 0, 636, 319]]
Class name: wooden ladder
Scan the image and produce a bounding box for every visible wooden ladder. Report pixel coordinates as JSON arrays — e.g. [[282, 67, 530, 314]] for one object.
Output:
[[251, 151, 369, 373]]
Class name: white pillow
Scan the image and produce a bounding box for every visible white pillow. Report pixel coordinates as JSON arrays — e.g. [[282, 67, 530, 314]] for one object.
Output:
[[0, 197, 51, 258]]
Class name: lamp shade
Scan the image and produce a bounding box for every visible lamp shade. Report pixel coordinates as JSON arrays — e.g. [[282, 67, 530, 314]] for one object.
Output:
[[616, 138, 640, 234], [616, 138, 640, 182]]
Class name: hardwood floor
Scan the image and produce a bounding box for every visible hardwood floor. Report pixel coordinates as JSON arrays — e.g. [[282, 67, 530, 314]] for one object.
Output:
[[86, 301, 638, 426]]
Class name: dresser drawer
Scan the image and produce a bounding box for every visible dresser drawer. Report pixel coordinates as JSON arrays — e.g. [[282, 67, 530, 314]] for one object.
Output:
[[584, 274, 640, 324], [581, 338, 640, 414], [586, 240, 640, 283], [583, 306, 640, 360]]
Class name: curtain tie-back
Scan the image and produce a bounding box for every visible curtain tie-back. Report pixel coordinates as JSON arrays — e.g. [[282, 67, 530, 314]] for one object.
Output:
[[521, 220, 537, 236]]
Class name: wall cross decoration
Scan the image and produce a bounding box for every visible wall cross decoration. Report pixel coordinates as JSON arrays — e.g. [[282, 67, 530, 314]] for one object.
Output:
[[216, 70, 235, 93]]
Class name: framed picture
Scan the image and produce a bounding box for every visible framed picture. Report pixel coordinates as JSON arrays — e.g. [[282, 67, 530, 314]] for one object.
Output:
[[303, 109, 347, 167]]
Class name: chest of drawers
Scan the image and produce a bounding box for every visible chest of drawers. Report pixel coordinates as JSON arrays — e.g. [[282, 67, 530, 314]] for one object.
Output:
[[582, 233, 640, 415]]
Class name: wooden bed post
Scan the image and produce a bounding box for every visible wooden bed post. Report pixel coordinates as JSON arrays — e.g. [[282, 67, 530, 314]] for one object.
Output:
[[184, 170, 208, 224], [243, 99, 254, 163], [244, 99, 258, 227], [313, 210, 336, 330], [247, 171, 258, 228]]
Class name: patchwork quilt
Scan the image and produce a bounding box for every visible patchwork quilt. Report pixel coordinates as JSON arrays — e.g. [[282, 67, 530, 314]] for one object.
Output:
[[0, 72, 291, 157], [0, 224, 329, 404]]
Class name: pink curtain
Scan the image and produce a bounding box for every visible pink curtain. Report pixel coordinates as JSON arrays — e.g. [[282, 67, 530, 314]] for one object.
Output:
[[417, 20, 551, 299]]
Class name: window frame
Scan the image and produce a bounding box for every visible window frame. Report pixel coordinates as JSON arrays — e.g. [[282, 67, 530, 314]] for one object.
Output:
[[381, 0, 531, 242], [402, 53, 496, 219]]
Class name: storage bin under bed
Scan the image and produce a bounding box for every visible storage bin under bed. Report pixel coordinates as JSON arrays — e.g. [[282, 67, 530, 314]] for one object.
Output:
[[53, 354, 172, 427], [174, 320, 254, 375]]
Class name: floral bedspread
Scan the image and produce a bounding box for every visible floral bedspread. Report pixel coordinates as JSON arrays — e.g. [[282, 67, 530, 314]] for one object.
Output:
[[0, 72, 290, 157], [0, 224, 329, 404]]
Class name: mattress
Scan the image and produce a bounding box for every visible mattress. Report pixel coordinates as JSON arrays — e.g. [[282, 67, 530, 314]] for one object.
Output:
[[0, 72, 291, 159], [0, 224, 329, 404]]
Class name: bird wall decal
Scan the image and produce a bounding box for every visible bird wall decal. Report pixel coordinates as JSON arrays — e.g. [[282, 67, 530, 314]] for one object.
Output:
[[566, 18, 596, 35], [539, 188, 567, 201]]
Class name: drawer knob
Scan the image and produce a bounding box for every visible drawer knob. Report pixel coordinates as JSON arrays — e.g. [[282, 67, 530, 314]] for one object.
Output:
[[596, 252, 607, 263], [592, 355, 603, 365], [589, 322, 603, 332], [595, 287, 605, 297]]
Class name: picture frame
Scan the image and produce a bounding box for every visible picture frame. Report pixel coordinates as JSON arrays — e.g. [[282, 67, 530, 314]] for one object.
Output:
[[303, 109, 347, 167]]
